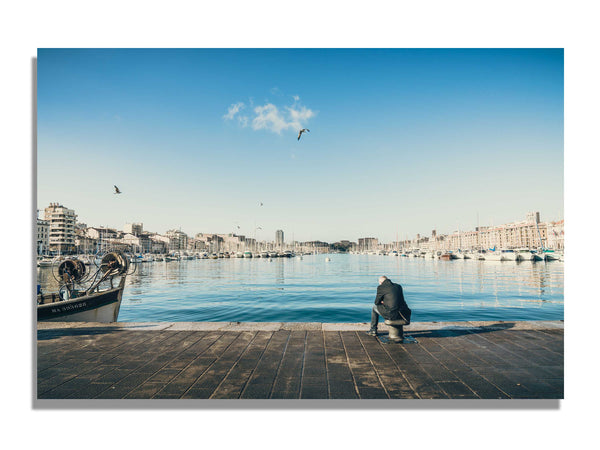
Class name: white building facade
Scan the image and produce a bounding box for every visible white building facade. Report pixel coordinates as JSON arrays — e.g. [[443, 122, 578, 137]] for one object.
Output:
[[44, 203, 77, 254], [36, 218, 49, 255]]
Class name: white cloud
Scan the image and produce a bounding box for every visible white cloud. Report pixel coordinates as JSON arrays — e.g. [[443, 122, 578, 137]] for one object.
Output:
[[223, 102, 245, 120], [224, 96, 315, 135], [252, 103, 290, 134], [287, 105, 314, 125]]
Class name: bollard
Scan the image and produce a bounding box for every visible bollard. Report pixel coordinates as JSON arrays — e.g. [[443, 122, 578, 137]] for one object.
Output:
[[384, 319, 408, 343]]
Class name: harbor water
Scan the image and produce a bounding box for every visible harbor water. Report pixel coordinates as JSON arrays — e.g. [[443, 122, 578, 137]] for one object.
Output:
[[36, 254, 564, 323]]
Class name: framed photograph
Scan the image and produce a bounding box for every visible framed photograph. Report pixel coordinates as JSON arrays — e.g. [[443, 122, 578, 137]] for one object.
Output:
[[36, 48, 563, 401]]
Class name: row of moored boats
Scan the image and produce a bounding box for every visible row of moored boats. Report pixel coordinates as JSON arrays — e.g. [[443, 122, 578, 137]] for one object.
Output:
[[37, 250, 297, 266], [381, 248, 563, 261]]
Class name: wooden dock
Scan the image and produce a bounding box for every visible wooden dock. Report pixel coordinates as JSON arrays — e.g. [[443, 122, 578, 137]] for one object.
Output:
[[37, 321, 563, 400]]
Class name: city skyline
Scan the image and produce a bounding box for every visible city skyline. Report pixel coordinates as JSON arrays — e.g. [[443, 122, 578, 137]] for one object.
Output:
[[38, 200, 562, 249], [37, 49, 564, 242]]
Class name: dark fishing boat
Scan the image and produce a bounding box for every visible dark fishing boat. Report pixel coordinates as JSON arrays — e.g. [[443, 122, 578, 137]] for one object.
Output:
[[37, 250, 133, 323]]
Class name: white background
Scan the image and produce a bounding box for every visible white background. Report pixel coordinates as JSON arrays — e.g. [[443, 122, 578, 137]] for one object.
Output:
[[1, 1, 598, 448]]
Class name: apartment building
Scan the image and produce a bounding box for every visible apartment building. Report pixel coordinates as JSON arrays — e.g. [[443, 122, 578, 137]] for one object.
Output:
[[165, 229, 189, 251], [124, 223, 143, 236], [36, 218, 49, 255], [44, 203, 77, 254], [275, 230, 284, 247], [358, 237, 379, 252], [445, 212, 555, 251]]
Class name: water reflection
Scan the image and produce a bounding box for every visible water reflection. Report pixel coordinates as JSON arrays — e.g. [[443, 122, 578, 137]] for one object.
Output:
[[36, 255, 564, 323]]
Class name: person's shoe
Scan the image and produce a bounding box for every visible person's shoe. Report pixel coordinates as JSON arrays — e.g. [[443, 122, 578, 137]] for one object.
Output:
[[367, 328, 378, 336]]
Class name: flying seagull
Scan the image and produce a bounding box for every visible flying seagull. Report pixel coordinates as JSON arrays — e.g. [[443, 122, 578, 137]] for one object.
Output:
[[297, 129, 310, 141], [260, 202, 263, 206], [114, 185, 122, 194]]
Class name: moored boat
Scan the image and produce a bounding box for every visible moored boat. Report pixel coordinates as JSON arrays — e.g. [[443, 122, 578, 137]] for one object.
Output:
[[542, 249, 560, 261], [500, 249, 518, 261], [37, 250, 131, 323], [516, 249, 534, 261], [483, 251, 504, 261]]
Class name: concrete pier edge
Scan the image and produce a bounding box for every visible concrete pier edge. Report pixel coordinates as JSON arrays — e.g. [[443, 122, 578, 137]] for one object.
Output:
[[37, 320, 564, 332]]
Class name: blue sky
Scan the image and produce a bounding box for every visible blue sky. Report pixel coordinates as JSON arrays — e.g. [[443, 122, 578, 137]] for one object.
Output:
[[37, 48, 563, 242]]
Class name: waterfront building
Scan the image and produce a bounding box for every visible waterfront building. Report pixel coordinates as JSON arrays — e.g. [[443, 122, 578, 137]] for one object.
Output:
[[85, 227, 122, 252], [75, 229, 97, 254], [276, 230, 284, 248], [245, 237, 256, 251], [300, 240, 330, 253], [165, 229, 189, 252], [149, 233, 169, 253], [358, 237, 378, 253], [220, 233, 246, 252], [44, 203, 77, 254], [444, 212, 556, 251], [193, 233, 232, 252], [36, 218, 49, 255], [124, 222, 143, 236], [122, 232, 152, 253], [546, 220, 564, 250]]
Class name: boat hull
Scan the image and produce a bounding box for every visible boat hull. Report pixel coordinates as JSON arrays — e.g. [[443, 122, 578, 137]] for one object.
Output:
[[484, 253, 504, 261], [517, 252, 534, 261], [38, 280, 125, 323]]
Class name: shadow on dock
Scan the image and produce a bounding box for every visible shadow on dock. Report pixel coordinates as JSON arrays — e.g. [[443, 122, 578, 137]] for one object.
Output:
[[406, 322, 516, 339], [37, 325, 160, 340]]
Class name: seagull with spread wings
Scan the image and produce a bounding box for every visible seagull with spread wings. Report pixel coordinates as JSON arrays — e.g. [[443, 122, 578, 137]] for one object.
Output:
[[297, 129, 310, 141], [114, 185, 122, 194]]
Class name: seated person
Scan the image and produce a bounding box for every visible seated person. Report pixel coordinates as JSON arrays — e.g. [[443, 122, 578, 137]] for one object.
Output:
[[367, 275, 411, 336]]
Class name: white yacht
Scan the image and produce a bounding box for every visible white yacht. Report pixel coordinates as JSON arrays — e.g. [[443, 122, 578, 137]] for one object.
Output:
[[542, 250, 560, 261], [501, 249, 518, 261], [515, 249, 534, 261], [483, 251, 503, 261]]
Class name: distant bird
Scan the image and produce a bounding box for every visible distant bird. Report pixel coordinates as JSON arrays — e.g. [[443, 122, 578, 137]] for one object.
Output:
[[260, 202, 263, 206], [297, 128, 310, 140], [114, 185, 122, 194]]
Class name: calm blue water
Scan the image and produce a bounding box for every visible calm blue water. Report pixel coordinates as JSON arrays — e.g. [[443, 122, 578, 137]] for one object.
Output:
[[37, 254, 564, 322]]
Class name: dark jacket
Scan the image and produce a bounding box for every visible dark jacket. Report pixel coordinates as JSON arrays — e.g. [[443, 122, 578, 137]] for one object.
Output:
[[375, 279, 411, 322]]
